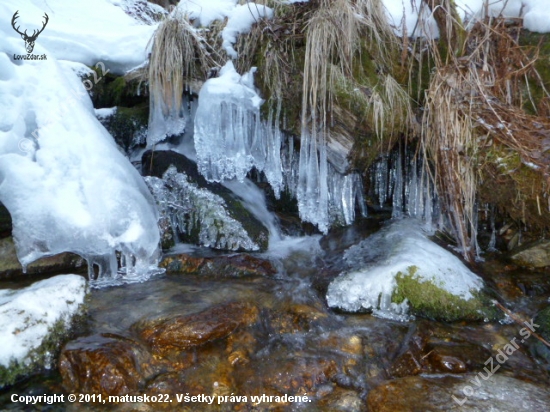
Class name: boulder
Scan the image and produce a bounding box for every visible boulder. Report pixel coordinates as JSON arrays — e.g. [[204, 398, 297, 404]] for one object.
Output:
[[327, 219, 499, 322], [59, 333, 156, 396], [133, 302, 259, 356], [143, 150, 269, 251], [510, 240, 550, 268], [0, 275, 87, 387]]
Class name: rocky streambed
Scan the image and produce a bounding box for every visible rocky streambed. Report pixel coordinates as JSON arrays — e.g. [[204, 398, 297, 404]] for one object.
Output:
[[1, 221, 550, 411]]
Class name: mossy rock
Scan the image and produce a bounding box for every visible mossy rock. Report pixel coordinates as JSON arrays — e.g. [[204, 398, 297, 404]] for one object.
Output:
[[535, 306, 550, 342], [97, 105, 148, 154], [391, 266, 500, 322], [142, 150, 269, 251]]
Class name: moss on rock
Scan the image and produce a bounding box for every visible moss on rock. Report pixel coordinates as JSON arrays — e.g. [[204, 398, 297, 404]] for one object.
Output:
[[391, 266, 500, 322], [535, 306, 550, 342]]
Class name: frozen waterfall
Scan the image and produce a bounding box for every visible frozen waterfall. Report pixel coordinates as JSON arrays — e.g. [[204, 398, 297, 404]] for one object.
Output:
[[193, 62, 366, 234]]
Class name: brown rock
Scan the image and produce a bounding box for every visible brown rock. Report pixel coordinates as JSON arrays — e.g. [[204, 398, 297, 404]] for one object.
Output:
[[160, 253, 276, 278], [134, 302, 259, 356], [59, 333, 156, 396], [0, 237, 85, 280], [510, 240, 550, 267]]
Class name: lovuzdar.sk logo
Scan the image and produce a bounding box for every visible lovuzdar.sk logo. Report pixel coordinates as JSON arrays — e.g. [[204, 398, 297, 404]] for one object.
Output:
[[11, 10, 49, 60]]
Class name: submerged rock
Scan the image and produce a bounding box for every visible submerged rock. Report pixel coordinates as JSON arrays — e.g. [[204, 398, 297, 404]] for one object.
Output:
[[133, 302, 259, 356], [326, 219, 498, 322], [160, 253, 276, 278], [59, 333, 156, 396], [0, 275, 87, 387], [510, 240, 550, 268], [143, 150, 269, 252], [367, 374, 550, 411], [0, 237, 84, 280]]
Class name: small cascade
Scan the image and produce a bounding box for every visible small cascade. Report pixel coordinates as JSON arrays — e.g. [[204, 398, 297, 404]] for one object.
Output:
[[193, 62, 367, 235]]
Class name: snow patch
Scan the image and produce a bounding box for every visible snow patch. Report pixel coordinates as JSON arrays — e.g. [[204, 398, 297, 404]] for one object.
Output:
[[0, 274, 87, 368], [221, 3, 274, 59]]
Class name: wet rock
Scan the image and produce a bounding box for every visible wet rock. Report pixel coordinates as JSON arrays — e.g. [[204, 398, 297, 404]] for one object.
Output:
[[0, 237, 85, 280], [142, 150, 269, 251], [96, 105, 148, 155], [0, 275, 87, 387], [0, 202, 10, 238], [59, 333, 156, 396], [367, 374, 550, 411], [160, 253, 276, 278], [510, 240, 550, 268], [133, 302, 259, 356], [318, 387, 365, 412]]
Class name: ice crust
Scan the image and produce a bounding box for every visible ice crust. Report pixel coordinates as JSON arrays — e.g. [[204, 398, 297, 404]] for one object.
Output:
[[0, 275, 87, 368], [326, 219, 484, 319], [145, 167, 260, 251], [0, 32, 160, 281]]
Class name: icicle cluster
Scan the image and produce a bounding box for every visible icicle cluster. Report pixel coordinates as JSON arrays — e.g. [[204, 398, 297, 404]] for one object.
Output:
[[370, 147, 439, 223], [194, 62, 284, 197], [144, 166, 260, 251]]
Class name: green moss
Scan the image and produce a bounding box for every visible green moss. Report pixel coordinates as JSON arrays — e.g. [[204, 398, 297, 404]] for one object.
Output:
[[391, 266, 500, 322], [535, 306, 550, 342], [98, 104, 149, 154]]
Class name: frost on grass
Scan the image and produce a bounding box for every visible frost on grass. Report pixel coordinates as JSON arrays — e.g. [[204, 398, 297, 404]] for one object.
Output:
[[0, 275, 87, 386], [326, 219, 492, 321]]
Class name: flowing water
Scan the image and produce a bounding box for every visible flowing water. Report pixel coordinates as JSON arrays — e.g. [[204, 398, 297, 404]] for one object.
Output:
[[1, 217, 549, 411]]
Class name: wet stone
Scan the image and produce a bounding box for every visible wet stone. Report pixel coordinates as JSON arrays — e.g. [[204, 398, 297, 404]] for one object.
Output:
[[59, 333, 156, 396], [317, 387, 365, 412], [160, 253, 276, 278], [367, 374, 550, 412], [133, 302, 259, 356]]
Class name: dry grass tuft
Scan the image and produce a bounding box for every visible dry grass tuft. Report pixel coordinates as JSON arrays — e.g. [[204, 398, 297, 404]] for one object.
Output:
[[421, 15, 550, 260]]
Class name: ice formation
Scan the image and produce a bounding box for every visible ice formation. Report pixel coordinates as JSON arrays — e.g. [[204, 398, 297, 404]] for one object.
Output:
[[0, 31, 161, 282], [194, 62, 284, 194], [370, 148, 438, 222], [0, 275, 87, 368], [326, 219, 484, 319], [145, 167, 261, 251]]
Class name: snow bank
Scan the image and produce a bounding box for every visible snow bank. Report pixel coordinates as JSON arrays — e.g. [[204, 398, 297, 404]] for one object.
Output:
[[221, 4, 274, 58], [178, 0, 238, 27], [0, 0, 157, 74], [326, 219, 484, 319], [382, 0, 550, 36], [0, 274, 87, 368], [178, 0, 274, 58], [0, 33, 160, 281]]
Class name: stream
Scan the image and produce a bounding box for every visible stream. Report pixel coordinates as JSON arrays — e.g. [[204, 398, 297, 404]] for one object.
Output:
[[1, 218, 549, 411]]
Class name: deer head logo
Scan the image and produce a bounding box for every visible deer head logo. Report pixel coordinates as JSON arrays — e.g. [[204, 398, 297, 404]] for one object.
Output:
[[11, 11, 49, 54]]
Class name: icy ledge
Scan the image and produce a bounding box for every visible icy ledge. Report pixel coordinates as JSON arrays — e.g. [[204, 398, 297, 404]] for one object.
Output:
[[326, 219, 490, 321], [0, 275, 87, 386]]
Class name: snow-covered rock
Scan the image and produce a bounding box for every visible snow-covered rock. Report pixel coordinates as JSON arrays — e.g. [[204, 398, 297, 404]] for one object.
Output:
[[0, 275, 88, 386], [0, 0, 163, 282], [326, 219, 496, 321]]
